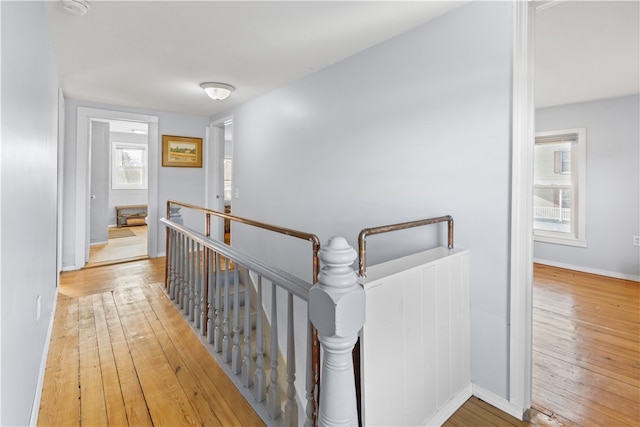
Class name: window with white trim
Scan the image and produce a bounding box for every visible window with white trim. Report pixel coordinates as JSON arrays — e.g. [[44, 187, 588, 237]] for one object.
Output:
[[112, 142, 148, 190], [533, 128, 587, 247]]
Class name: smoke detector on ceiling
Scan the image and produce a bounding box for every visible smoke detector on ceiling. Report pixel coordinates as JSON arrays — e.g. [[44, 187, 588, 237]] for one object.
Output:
[[62, 0, 90, 16]]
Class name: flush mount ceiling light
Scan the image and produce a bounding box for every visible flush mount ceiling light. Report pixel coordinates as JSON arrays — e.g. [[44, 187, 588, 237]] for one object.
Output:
[[200, 82, 235, 101], [62, 0, 90, 16]]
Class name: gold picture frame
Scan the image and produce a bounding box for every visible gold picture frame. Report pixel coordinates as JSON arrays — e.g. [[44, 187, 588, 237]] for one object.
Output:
[[162, 135, 203, 167]]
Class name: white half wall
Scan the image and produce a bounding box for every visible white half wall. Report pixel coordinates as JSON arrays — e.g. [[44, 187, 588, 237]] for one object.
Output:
[[1, 2, 60, 424], [535, 95, 640, 280], [219, 1, 514, 399]]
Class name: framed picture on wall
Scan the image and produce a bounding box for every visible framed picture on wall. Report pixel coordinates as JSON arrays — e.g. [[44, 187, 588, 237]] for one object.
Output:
[[162, 135, 203, 167]]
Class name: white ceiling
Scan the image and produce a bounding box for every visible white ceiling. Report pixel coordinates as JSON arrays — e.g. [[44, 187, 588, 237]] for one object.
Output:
[[535, 0, 639, 108], [46, 1, 639, 118], [46, 1, 467, 117]]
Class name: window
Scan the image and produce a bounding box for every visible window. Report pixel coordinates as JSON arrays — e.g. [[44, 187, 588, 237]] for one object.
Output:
[[112, 142, 148, 190], [533, 128, 586, 247]]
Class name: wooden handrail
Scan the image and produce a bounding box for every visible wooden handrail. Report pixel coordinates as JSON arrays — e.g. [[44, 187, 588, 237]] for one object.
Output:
[[161, 218, 313, 299], [357, 215, 454, 277], [167, 199, 321, 283]]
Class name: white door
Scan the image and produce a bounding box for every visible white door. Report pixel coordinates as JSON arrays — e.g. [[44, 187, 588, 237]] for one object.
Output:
[[205, 119, 231, 241], [89, 120, 110, 245]]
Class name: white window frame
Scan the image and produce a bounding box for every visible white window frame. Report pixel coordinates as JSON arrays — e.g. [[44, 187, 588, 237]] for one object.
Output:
[[534, 127, 587, 247], [111, 141, 148, 190]]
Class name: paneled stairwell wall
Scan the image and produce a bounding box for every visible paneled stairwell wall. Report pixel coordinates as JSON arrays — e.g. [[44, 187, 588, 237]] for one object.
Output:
[[215, 0, 514, 401]]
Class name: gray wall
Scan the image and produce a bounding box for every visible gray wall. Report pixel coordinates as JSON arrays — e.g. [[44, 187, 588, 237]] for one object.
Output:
[[221, 1, 514, 398], [1, 1, 60, 424], [535, 95, 640, 279], [62, 99, 209, 268]]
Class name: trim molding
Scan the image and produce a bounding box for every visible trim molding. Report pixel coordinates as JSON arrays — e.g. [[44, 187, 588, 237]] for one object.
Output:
[[426, 384, 473, 427], [473, 384, 524, 420], [29, 289, 59, 426], [534, 258, 640, 282], [75, 107, 159, 271], [509, 0, 535, 416]]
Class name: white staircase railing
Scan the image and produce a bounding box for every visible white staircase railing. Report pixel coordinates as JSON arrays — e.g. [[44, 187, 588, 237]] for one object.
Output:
[[161, 209, 363, 426]]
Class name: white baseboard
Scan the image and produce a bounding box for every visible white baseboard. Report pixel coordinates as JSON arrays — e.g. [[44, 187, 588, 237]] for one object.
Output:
[[61, 264, 80, 272], [534, 258, 640, 282], [29, 289, 59, 426], [472, 384, 525, 421], [426, 383, 473, 426]]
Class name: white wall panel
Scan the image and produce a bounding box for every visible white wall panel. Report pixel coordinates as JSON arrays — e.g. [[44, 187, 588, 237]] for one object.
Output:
[[360, 248, 471, 426]]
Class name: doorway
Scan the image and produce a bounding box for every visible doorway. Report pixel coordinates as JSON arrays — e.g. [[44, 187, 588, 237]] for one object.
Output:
[[87, 119, 150, 267], [73, 107, 159, 270], [527, 1, 638, 424], [205, 117, 233, 244]]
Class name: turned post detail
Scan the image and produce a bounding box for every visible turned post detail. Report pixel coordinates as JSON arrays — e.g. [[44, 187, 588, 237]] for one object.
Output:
[[310, 237, 365, 427]]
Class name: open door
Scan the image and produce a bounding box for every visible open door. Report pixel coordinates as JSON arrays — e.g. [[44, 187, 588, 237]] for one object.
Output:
[[89, 120, 110, 248], [205, 118, 233, 242]]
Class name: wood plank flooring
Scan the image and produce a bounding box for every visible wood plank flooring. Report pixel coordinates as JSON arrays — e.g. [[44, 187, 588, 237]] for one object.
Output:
[[530, 264, 639, 426], [445, 263, 639, 427], [39, 260, 638, 426], [38, 258, 265, 427], [87, 225, 148, 268]]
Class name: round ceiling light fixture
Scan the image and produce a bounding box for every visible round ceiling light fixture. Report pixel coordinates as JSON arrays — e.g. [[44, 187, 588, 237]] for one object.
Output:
[[200, 82, 235, 101], [62, 0, 90, 16]]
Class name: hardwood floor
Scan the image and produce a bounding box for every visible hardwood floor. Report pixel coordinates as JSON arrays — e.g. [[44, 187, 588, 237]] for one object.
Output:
[[38, 258, 265, 427], [530, 264, 639, 426], [39, 260, 638, 426], [445, 264, 639, 427], [87, 225, 148, 268]]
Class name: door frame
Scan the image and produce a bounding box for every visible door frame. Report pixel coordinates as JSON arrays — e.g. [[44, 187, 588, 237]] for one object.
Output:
[[73, 107, 159, 269], [509, 0, 535, 418], [205, 116, 233, 241]]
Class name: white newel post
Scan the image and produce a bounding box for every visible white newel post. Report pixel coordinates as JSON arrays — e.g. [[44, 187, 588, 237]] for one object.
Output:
[[310, 237, 365, 427], [169, 206, 183, 224]]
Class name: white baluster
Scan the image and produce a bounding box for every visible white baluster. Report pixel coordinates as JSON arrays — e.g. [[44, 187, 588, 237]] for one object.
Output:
[[223, 258, 232, 363], [232, 268, 241, 374], [184, 237, 190, 314], [194, 242, 201, 326], [187, 239, 194, 319], [207, 249, 214, 340], [304, 321, 316, 426], [242, 269, 254, 388], [268, 283, 281, 419], [284, 292, 298, 426], [198, 244, 208, 335], [200, 247, 208, 336], [254, 276, 266, 403], [167, 207, 182, 301], [309, 237, 365, 427], [174, 231, 182, 307], [178, 234, 186, 310], [214, 254, 222, 351], [171, 230, 178, 300], [168, 229, 176, 299]]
